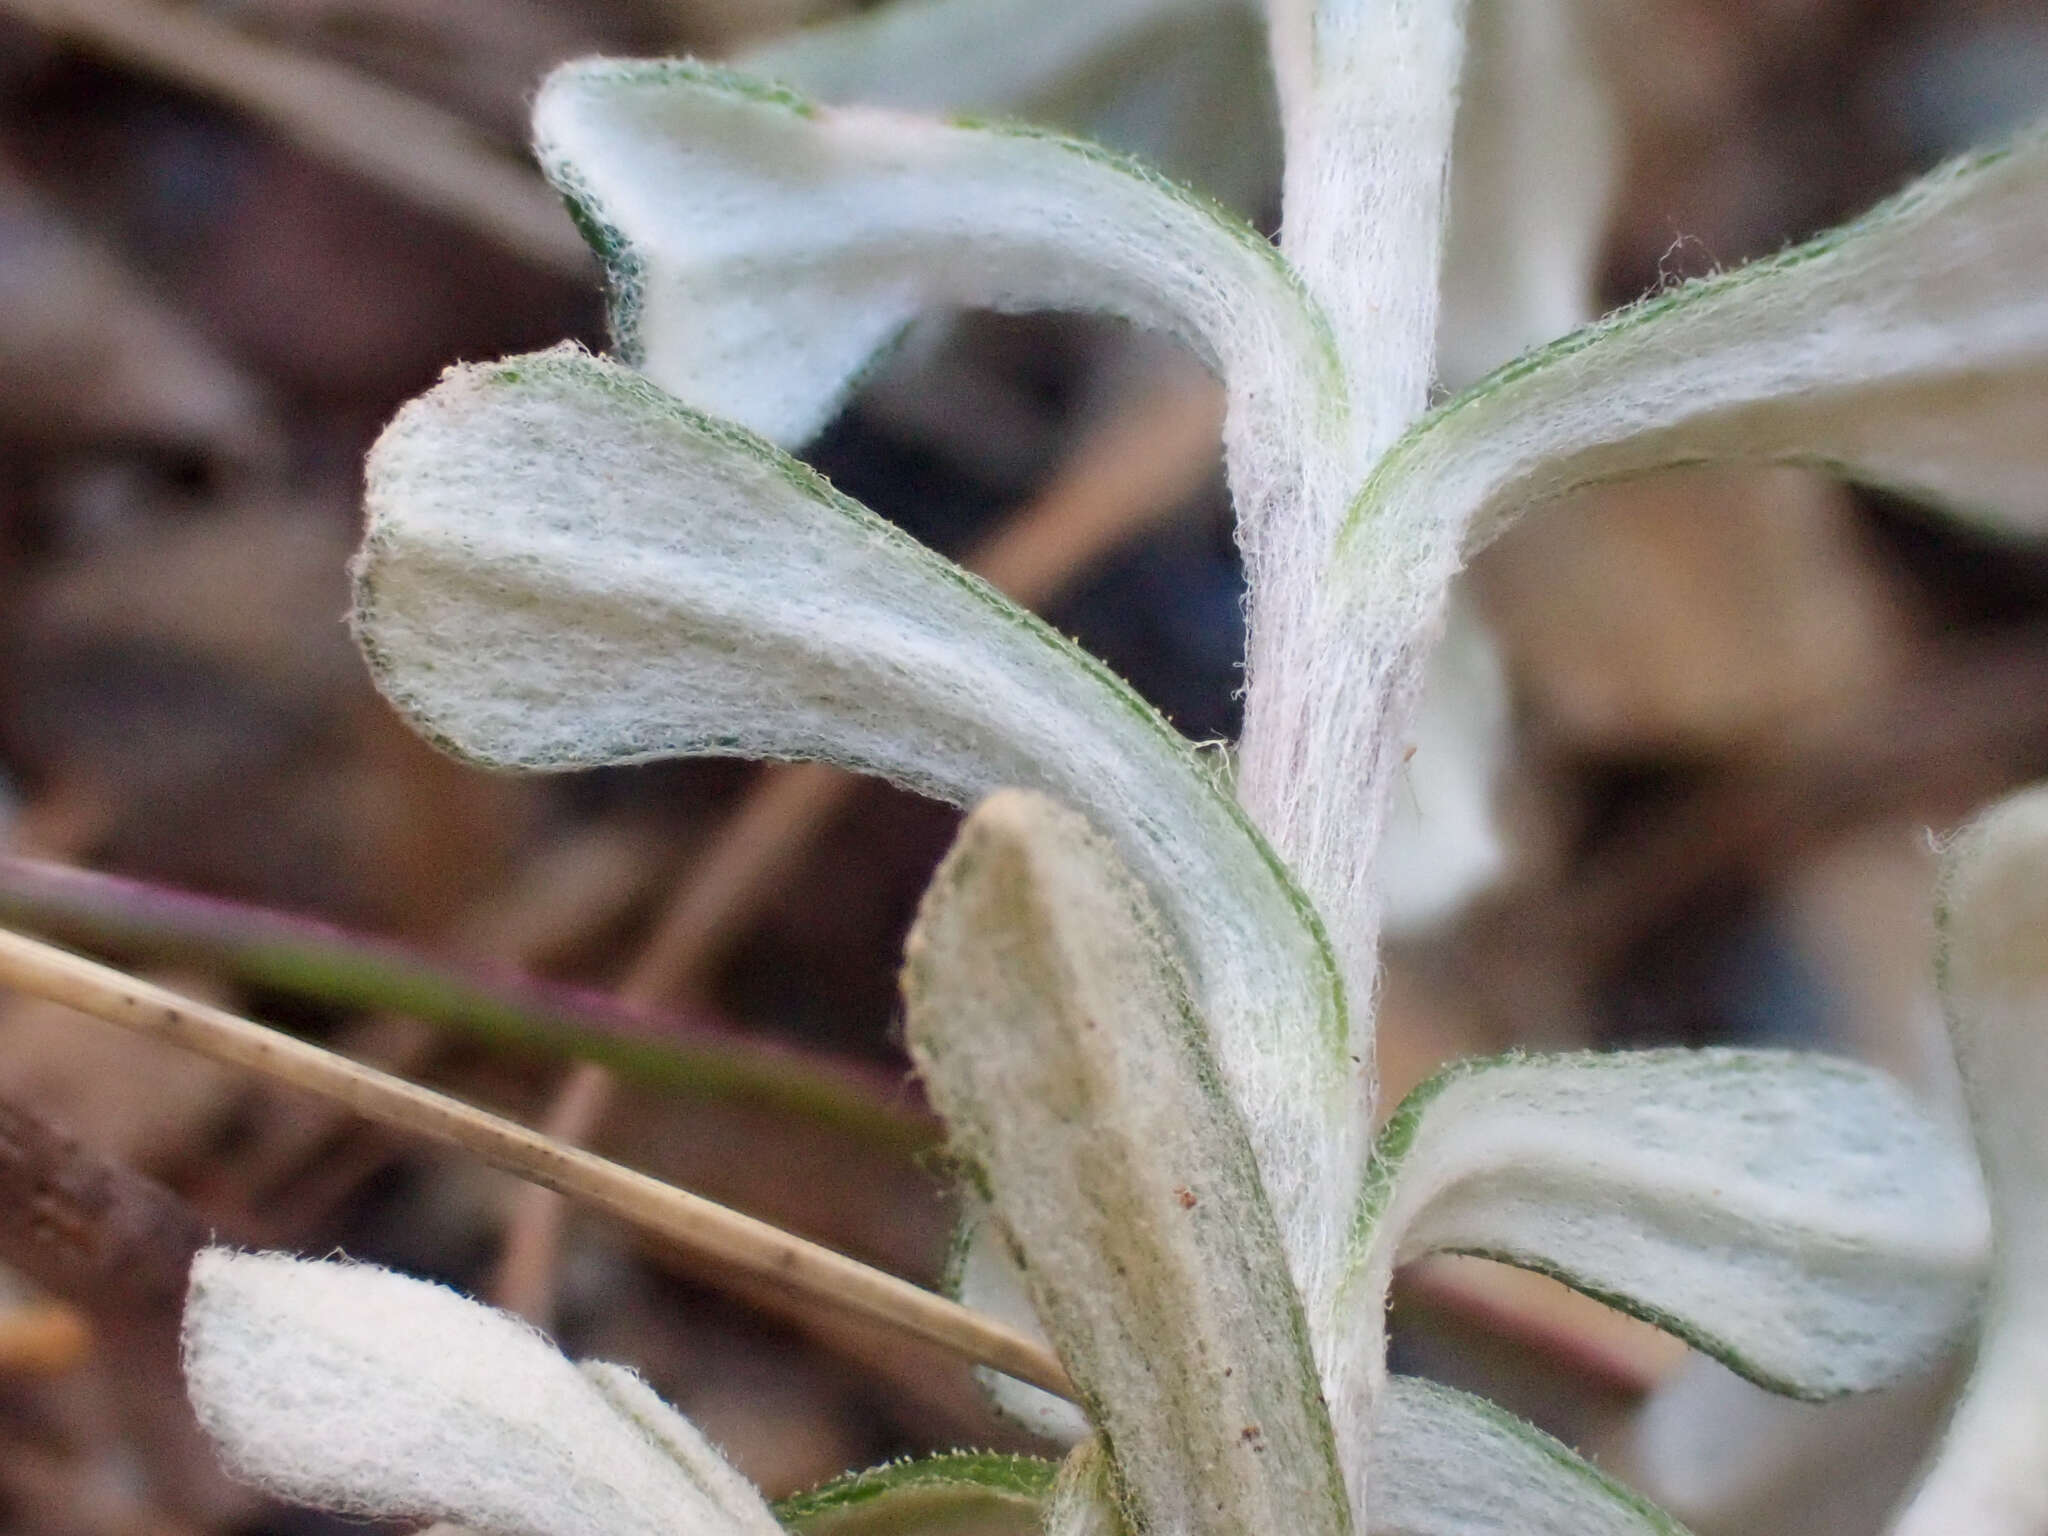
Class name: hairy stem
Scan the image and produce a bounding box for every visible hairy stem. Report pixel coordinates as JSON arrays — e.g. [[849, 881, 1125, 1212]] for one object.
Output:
[[1240, 0, 1471, 1080]]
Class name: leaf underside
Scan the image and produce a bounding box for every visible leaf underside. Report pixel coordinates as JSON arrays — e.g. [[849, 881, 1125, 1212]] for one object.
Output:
[[1351, 116, 2048, 570], [531, 56, 1335, 481], [182, 1250, 781, 1536], [353, 343, 1355, 1336], [1357, 1048, 1988, 1399], [1370, 1375, 1690, 1536], [903, 791, 1349, 1536]]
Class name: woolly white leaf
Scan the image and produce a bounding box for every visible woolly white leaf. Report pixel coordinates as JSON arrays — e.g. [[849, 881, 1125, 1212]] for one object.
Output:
[[1892, 788, 2048, 1536], [181, 1249, 780, 1536], [1352, 119, 2048, 566], [773, 1450, 1057, 1536], [581, 1364, 780, 1530], [737, 0, 1278, 212], [948, 1204, 1091, 1445], [1349, 1049, 1987, 1400], [531, 57, 1338, 551], [1369, 1375, 1686, 1535], [903, 790, 1349, 1536], [353, 345, 1360, 1346]]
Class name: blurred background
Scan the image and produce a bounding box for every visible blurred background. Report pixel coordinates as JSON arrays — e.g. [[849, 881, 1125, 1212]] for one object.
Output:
[[0, 0, 2046, 1532]]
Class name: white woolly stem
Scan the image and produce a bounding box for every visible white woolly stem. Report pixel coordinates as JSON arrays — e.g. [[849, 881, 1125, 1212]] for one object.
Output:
[[1261, 122, 2048, 1133], [1270, 0, 1468, 474], [1244, 547, 1458, 1110], [1240, 0, 1470, 1102]]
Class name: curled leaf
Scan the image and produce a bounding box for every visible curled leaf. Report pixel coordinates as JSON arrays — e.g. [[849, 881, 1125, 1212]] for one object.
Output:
[[1265, 120, 2048, 1027], [354, 344, 1359, 1342], [532, 56, 1338, 549], [1347, 1049, 1987, 1401], [1351, 118, 2048, 566]]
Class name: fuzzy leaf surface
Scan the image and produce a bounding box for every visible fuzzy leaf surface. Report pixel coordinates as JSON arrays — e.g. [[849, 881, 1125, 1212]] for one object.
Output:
[[1353, 1049, 1988, 1399], [1281, 126, 2048, 997], [182, 1250, 780, 1536], [903, 791, 1349, 1536], [353, 345, 1356, 1330], [1348, 119, 2048, 568], [1369, 1376, 1688, 1535], [774, 1452, 1056, 1536], [531, 56, 1337, 547]]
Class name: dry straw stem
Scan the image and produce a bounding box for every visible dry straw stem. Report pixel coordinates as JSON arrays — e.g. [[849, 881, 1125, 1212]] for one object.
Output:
[[0, 0, 589, 275], [0, 855, 927, 1153], [497, 766, 858, 1318], [0, 925, 1076, 1400], [497, 362, 1224, 1318]]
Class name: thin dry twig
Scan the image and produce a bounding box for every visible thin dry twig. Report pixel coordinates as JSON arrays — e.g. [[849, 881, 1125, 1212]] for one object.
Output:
[[0, 0, 589, 274], [494, 764, 861, 1317], [0, 854, 932, 1155], [0, 926, 1077, 1401], [495, 363, 1226, 1320]]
